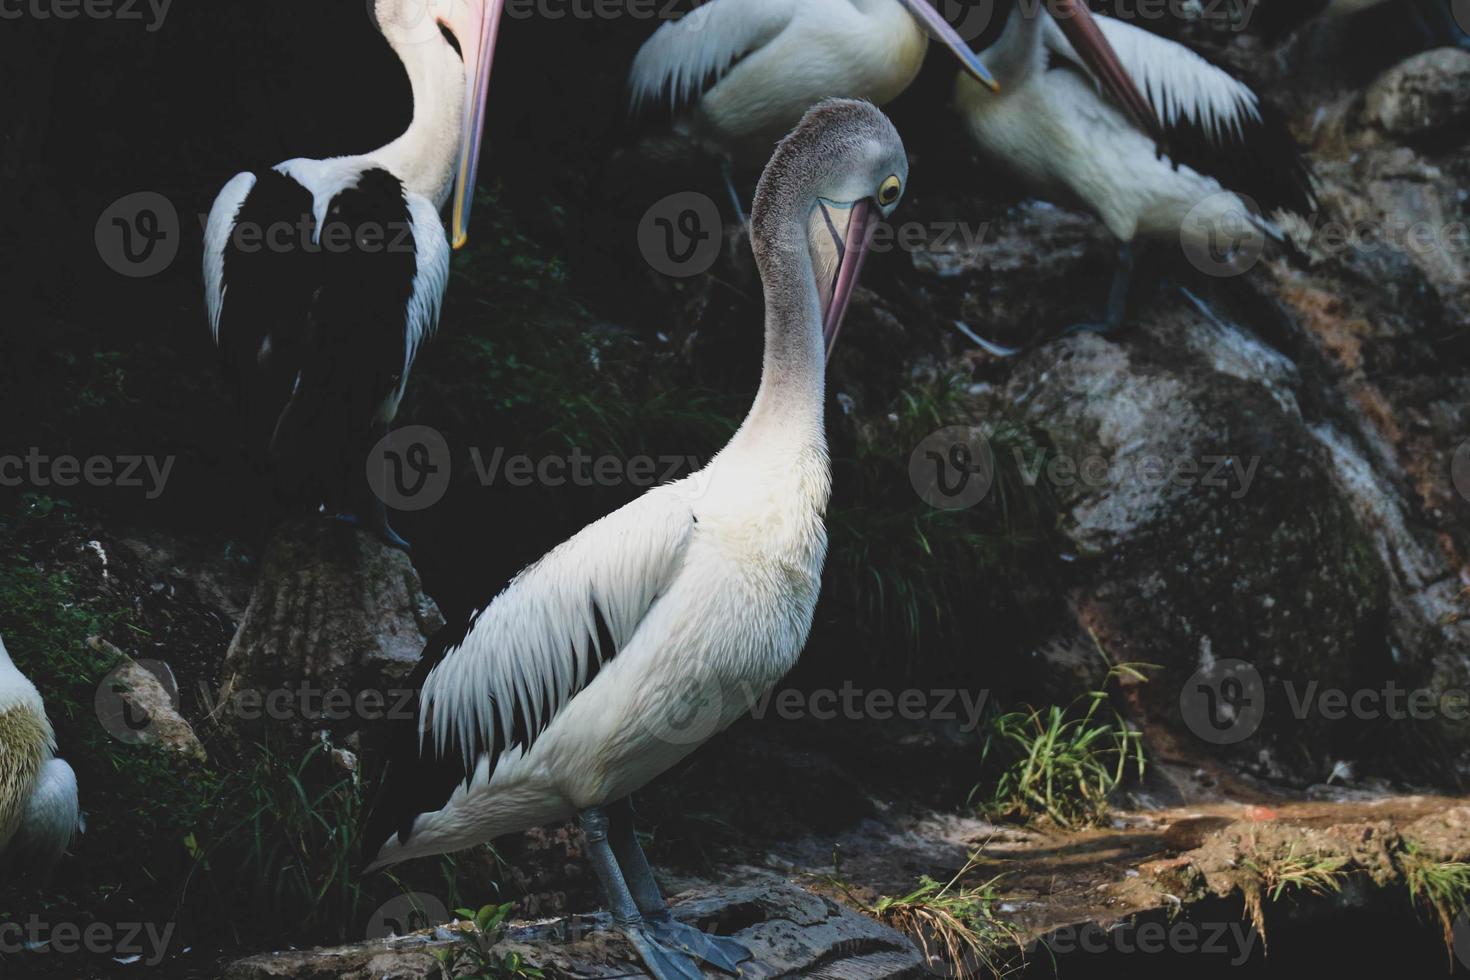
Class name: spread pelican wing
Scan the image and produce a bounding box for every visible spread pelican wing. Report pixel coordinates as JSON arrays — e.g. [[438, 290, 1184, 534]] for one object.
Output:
[[1049, 12, 1316, 215]]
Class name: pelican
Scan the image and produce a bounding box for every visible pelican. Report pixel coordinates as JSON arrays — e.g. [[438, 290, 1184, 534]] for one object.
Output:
[[628, 0, 995, 216], [955, 0, 1316, 338], [364, 99, 909, 980], [203, 0, 505, 548], [0, 635, 82, 884]]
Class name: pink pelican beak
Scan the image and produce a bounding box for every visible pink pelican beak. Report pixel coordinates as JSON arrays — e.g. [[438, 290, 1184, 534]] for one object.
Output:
[[897, 0, 1000, 92], [1050, 0, 1164, 146], [816, 198, 876, 358], [445, 0, 506, 249]]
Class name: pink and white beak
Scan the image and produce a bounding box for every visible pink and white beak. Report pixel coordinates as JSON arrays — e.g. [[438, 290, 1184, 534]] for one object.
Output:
[[445, 0, 506, 249], [815, 199, 877, 359], [1050, 0, 1164, 147]]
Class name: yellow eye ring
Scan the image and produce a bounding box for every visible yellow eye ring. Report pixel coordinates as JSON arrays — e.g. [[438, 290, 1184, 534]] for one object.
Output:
[[878, 175, 902, 206]]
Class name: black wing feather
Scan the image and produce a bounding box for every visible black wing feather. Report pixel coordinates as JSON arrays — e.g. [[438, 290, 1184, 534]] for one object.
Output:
[[216, 167, 418, 504]]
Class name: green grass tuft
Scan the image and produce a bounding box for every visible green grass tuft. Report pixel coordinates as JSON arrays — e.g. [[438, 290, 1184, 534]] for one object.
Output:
[[1399, 839, 1470, 965], [972, 643, 1150, 830], [868, 852, 1022, 978]]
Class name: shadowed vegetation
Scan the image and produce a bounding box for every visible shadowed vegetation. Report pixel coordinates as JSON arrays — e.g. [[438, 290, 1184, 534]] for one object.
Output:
[[972, 649, 1150, 829]]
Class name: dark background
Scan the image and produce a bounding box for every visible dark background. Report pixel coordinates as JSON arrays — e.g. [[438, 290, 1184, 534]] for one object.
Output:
[[0, 2, 1457, 975]]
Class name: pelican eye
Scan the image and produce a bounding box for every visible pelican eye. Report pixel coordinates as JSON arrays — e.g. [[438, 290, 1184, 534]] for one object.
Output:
[[878, 176, 902, 206]]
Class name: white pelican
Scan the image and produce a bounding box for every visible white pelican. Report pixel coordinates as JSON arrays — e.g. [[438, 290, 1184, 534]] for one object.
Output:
[[0, 635, 82, 884], [364, 99, 910, 980], [628, 0, 995, 215], [203, 0, 505, 548], [955, 0, 1316, 338]]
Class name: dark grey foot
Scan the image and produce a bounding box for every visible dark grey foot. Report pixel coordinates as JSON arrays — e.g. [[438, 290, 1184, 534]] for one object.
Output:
[[582, 805, 709, 980], [647, 912, 752, 974], [324, 511, 411, 553], [1059, 318, 1123, 338], [624, 923, 708, 980], [954, 319, 1026, 358], [1051, 241, 1136, 343]]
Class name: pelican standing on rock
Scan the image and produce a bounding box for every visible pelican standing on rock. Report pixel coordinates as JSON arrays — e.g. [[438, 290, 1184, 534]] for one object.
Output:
[[204, 0, 506, 548], [0, 635, 82, 883], [629, 0, 994, 216], [364, 99, 910, 980], [955, 0, 1316, 338]]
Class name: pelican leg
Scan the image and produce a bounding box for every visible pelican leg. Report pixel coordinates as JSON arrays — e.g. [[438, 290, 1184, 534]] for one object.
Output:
[[325, 423, 411, 553], [580, 807, 705, 980], [326, 492, 411, 553], [1060, 242, 1136, 339], [608, 799, 752, 975]]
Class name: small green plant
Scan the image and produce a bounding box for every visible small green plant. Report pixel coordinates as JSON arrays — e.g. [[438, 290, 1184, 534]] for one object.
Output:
[[1240, 840, 1349, 949], [1243, 844, 1349, 904], [973, 647, 1150, 829], [432, 904, 544, 980], [186, 741, 369, 944], [1399, 839, 1470, 964], [868, 852, 1021, 978]]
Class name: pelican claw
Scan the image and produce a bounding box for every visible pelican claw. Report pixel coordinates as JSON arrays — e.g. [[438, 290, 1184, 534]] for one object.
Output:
[[647, 913, 752, 975], [623, 922, 707, 980]]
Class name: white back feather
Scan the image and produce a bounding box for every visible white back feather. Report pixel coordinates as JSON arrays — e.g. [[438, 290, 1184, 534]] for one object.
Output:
[[628, 0, 798, 114], [13, 758, 82, 875]]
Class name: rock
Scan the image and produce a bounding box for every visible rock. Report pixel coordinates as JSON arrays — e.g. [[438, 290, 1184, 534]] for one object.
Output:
[[223, 879, 923, 979], [984, 284, 1470, 783], [90, 637, 207, 763], [1360, 48, 1470, 139], [218, 519, 443, 742]]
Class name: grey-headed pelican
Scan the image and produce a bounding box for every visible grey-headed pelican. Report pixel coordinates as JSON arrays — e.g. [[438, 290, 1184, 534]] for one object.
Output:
[[365, 99, 911, 980]]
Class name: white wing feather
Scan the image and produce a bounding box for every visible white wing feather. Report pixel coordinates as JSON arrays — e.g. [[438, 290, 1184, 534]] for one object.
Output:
[[15, 759, 81, 868], [203, 171, 257, 345], [628, 0, 798, 114], [421, 486, 696, 768], [400, 194, 449, 396], [1048, 16, 1261, 144]]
